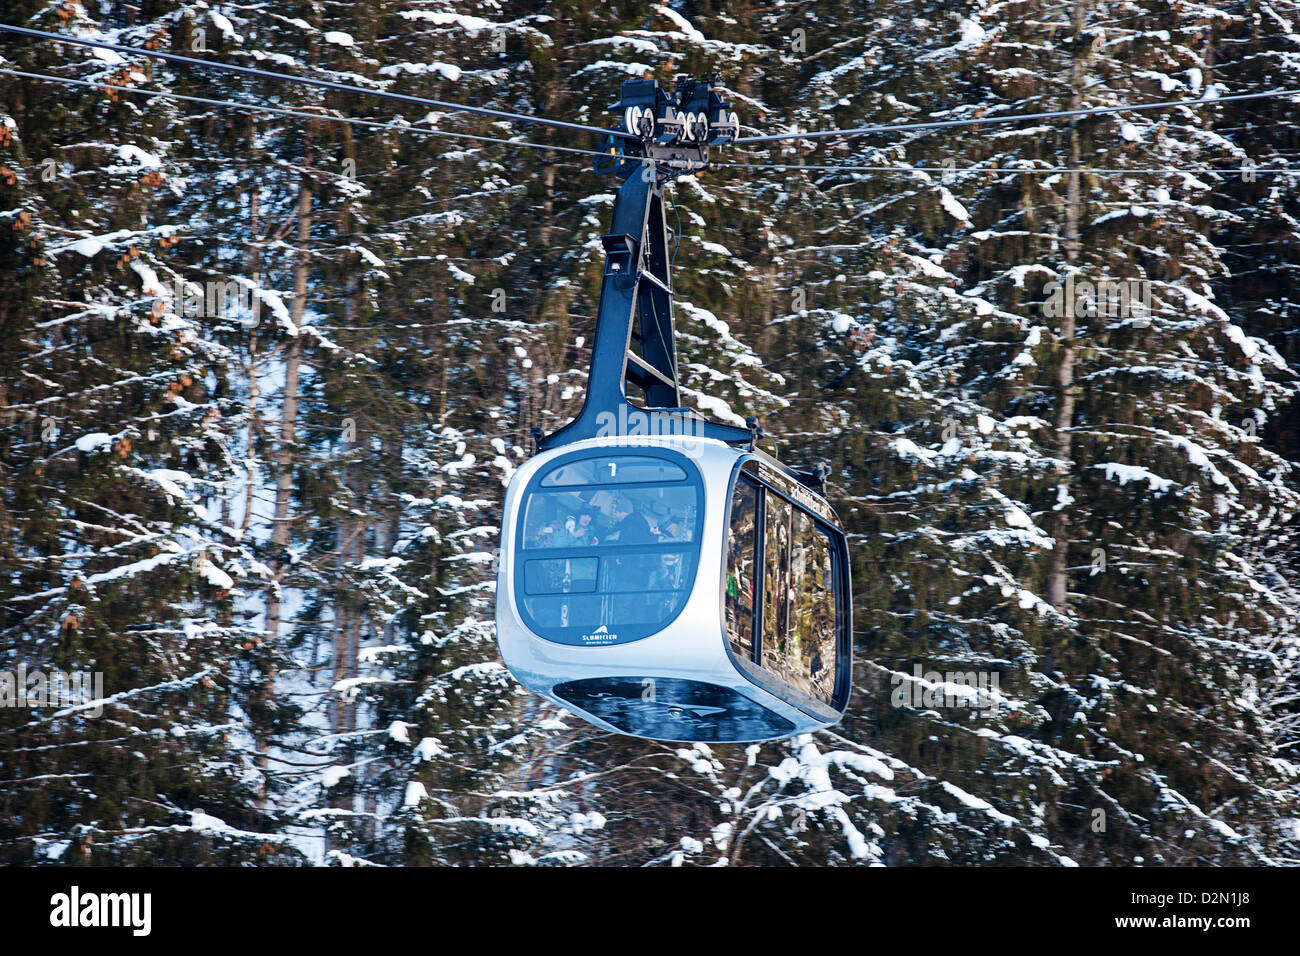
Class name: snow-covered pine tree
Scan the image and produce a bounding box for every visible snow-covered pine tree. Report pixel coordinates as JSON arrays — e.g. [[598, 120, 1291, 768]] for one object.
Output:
[[265, 3, 598, 863], [762, 0, 1300, 863], [0, 1, 292, 864], [3, 0, 1297, 867]]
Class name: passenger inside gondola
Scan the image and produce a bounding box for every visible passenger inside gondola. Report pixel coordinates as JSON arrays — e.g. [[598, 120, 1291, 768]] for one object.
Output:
[[553, 508, 598, 547], [606, 496, 655, 544], [518, 469, 704, 632]]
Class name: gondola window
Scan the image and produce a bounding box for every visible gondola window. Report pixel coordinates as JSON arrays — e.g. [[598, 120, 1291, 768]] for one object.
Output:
[[789, 510, 837, 703], [515, 451, 704, 645], [762, 492, 792, 683], [728, 473, 840, 706], [725, 478, 758, 660]]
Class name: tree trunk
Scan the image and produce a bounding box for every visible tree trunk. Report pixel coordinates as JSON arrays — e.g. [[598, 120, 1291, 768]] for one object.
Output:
[[241, 118, 262, 538], [257, 146, 314, 807], [1048, 0, 1088, 613]]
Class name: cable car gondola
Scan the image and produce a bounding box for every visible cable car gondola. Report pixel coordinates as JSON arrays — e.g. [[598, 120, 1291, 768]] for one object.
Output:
[[495, 75, 852, 743]]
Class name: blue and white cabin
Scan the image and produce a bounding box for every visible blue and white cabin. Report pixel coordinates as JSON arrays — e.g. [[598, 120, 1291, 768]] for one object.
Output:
[[494, 74, 852, 743], [496, 436, 851, 742]]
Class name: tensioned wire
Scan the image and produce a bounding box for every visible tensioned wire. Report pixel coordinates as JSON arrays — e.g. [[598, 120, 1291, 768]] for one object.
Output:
[[2, 68, 1286, 179], [5, 21, 1300, 160], [0, 22, 635, 142]]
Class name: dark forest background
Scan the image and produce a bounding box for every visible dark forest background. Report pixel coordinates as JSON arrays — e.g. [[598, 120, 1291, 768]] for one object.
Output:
[[1, 0, 1299, 865]]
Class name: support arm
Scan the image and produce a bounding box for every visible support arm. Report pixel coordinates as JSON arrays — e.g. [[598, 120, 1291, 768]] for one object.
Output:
[[537, 170, 751, 450]]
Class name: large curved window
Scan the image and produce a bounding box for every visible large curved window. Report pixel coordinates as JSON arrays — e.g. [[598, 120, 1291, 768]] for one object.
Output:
[[787, 510, 837, 703], [725, 478, 757, 661], [540, 456, 687, 487], [515, 449, 703, 646], [725, 463, 841, 706]]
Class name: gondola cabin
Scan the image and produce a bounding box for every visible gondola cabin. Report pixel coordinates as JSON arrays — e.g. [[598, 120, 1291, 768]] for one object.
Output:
[[494, 74, 853, 742], [495, 436, 852, 742]]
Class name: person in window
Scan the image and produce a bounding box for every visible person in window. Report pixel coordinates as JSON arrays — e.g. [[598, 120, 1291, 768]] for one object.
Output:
[[576, 508, 602, 544], [605, 499, 656, 620], [570, 494, 608, 537], [553, 509, 599, 548], [551, 515, 577, 546], [725, 540, 750, 651], [552, 518, 580, 549], [726, 542, 742, 602], [607, 497, 654, 544]]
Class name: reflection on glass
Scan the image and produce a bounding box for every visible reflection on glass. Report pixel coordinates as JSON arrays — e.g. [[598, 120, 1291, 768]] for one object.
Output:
[[726, 479, 757, 661], [554, 676, 796, 742], [522, 487, 697, 550], [521, 552, 696, 630], [516, 453, 702, 642], [523, 557, 598, 595], [541, 456, 687, 487], [788, 510, 836, 704], [762, 494, 792, 684], [751, 483, 838, 705]]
